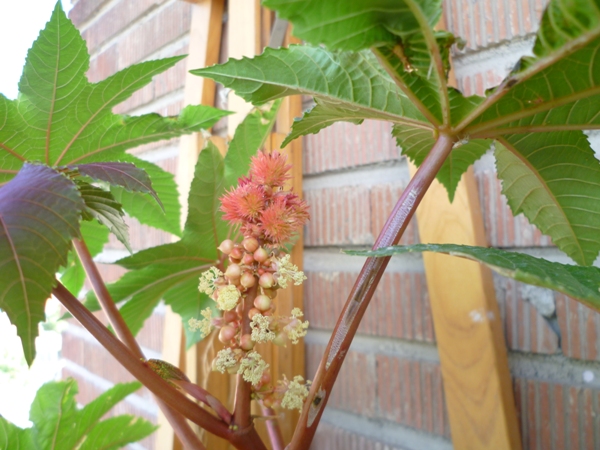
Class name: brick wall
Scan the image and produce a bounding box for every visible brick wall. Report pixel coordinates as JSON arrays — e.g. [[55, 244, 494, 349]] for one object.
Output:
[[63, 1, 600, 449]]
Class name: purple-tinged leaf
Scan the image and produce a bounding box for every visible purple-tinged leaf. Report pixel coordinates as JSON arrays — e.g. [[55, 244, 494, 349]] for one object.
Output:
[[78, 182, 131, 252], [0, 164, 84, 365], [71, 162, 162, 209]]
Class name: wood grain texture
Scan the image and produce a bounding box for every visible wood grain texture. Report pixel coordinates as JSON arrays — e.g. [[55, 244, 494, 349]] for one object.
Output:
[[158, 1, 227, 449], [410, 164, 522, 449]]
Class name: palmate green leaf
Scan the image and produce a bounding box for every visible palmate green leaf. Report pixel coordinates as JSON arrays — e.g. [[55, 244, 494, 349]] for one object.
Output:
[[2, 379, 153, 450], [70, 162, 161, 206], [0, 417, 34, 450], [163, 277, 215, 349], [0, 164, 84, 365], [263, 0, 441, 52], [78, 416, 157, 450], [393, 125, 491, 201], [345, 244, 600, 312], [92, 105, 278, 345], [192, 45, 429, 137], [111, 156, 182, 237], [108, 253, 209, 336], [495, 131, 600, 266], [0, 3, 226, 172], [263, 0, 464, 128], [461, 0, 600, 136]]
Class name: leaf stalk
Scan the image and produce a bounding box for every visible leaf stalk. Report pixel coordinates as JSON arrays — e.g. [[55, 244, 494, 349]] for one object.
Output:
[[288, 133, 455, 449]]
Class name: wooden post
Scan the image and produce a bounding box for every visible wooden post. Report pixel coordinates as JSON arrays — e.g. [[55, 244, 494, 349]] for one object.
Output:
[[409, 164, 522, 449], [157, 1, 225, 449], [160, 1, 305, 448]]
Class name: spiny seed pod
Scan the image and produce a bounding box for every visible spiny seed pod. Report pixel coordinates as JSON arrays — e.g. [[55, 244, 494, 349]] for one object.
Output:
[[260, 371, 271, 385], [225, 263, 241, 280], [259, 272, 275, 288], [242, 237, 259, 253], [218, 239, 234, 255], [219, 325, 236, 343], [254, 294, 272, 311], [240, 334, 254, 350], [230, 246, 244, 260], [242, 252, 255, 266], [248, 308, 261, 320], [223, 310, 238, 323], [240, 272, 256, 288], [253, 247, 268, 263]]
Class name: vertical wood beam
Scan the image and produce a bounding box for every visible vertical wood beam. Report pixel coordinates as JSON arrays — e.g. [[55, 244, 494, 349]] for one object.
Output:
[[158, 1, 225, 449], [409, 166, 522, 449]]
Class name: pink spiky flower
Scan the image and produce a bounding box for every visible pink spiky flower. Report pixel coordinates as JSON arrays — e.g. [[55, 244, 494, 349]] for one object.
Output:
[[250, 151, 291, 188], [219, 151, 309, 246]]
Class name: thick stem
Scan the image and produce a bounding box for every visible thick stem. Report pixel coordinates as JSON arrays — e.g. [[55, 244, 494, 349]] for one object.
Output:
[[73, 239, 143, 357], [53, 282, 232, 441], [73, 239, 207, 450], [288, 133, 455, 449], [261, 405, 285, 450], [233, 283, 259, 428]]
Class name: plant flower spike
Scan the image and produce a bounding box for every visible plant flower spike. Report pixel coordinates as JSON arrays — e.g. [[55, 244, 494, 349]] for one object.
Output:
[[191, 151, 311, 411]]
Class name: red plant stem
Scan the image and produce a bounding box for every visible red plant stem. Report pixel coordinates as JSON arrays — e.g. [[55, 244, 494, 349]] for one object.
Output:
[[72, 239, 143, 356], [73, 239, 207, 450], [288, 133, 455, 449], [233, 283, 259, 428], [261, 405, 285, 450], [175, 380, 233, 424], [51, 282, 257, 445]]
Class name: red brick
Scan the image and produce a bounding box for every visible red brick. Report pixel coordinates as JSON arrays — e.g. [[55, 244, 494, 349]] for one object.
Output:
[[116, 1, 192, 69], [69, 0, 111, 27], [376, 354, 449, 437], [556, 294, 600, 361], [304, 187, 372, 246], [88, 45, 118, 82], [494, 276, 559, 354], [304, 271, 435, 342], [444, 0, 546, 51], [303, 120, 399, 175], [311, 423, 406, 450], [81, 0, 168, 54]]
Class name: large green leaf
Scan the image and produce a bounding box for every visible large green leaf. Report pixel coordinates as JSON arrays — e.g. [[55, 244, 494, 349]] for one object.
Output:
[[0, 417, 34, 450], [263, 0, 463, 127], [0, 379, 154, 450], [393, 125, 491, 201], [0, 164, 84, 365], [345, 244, 600, 312], [77, 416, 156, 450], [111, 156, 182, 237], [192, 45, 429, 135], [460, 0, 600, 136], [495, 131, 600, 266], [263, 0, 441, 52], [0, 3, 226, 174], [163, 277, 215, 349]]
